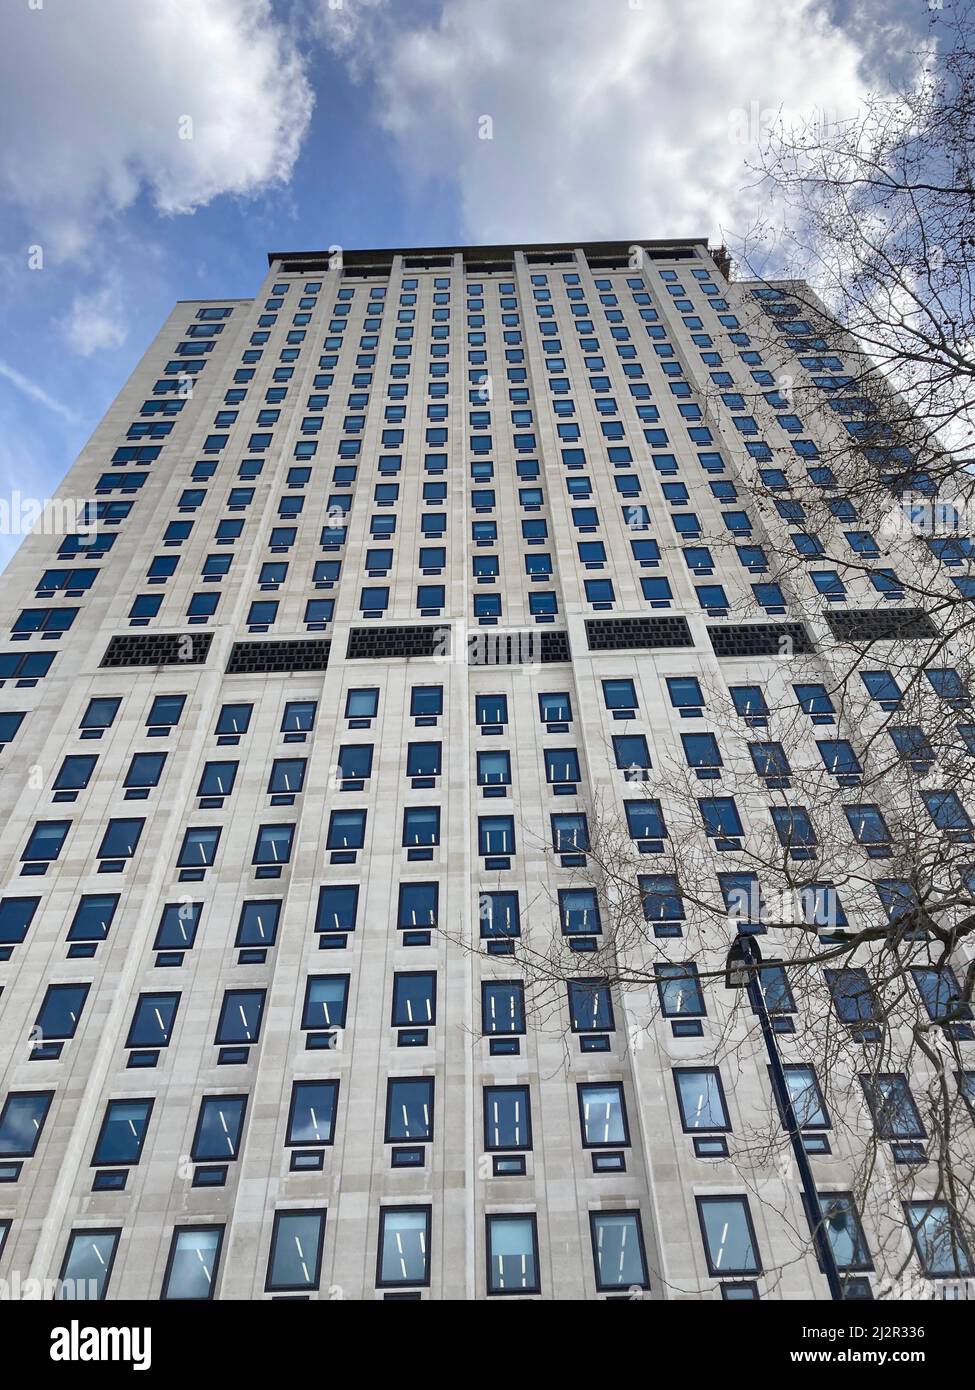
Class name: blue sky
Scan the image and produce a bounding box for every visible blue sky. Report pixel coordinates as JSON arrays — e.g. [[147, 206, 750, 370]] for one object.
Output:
[[0, 0, 935, 570]]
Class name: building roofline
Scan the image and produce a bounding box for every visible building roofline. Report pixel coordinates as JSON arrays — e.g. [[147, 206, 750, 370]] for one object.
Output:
[[266, 237, 710, 268]]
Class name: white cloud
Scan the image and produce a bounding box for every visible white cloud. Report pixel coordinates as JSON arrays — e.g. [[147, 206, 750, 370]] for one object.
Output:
[[0, 359, 82, 423], [1, 0, 314, 257], [318, 0, 892, 246], [60, 280, 128, 357]]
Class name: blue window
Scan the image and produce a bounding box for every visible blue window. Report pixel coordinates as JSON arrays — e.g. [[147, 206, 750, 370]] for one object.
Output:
[[482, 980, 525, 1036], [21, 820, 70, 865], [568, 979, 614, 1032], [377, 1207, 431, 1288], [476, 694, 507, 728], [345, 688, 379, 720], [558, 888, 601, 937], [53, 754, 97, 791], [749, 742, 791, 784], [177, 826, 220, 869], [162, 1227, 224, 1301], [590, 1211, 650, 1291], [771, 806, 817, 855], [479, 890, 519, 940], [326, 810, 366, 850], [399, 883, 439, 932], [624, 800, 666, 843], [911, 966, 973, 1031], [602, 678, 637, 713], [486, 1214, 539, 1295], [391, 971, 436, 1027], [640, 874, 684, 927], [539, 691, 571, 724], [287, 1080, 338, 1147], [657, 963, 705, 1017], [906, 1203, 973, 1276], [613, 733, 651, 774], [926, 668, 969, 706], [155, 901, 202, 950], [266, 1210, 326, 1294], [0, 1090, 53, 1156], [215, 990, 265, 1045], [817, 740, 862, 780], [127, 992, 179, 1048], [315, 885, 358, 935], [479, 816, 515, 855], [411, 686, 443, 718], [551, 813, 589, 852], [92, 1099, 153, 1166], [861, 1074, 923, 1139], [477, 750, 511, 786], [697, 1197, 761, 1276], [402, 807, 440, 847], [0, 895, 40, 946], [825, 969, 880, 1040], [922, 790, 973, 838], [578, 1082, 629, 1147], [793, 683, 835, 720], [301, 977, 349, 1031], [35, 983, 89, 1042], [191, 1095, 247, 1161], [861, 670, 901, 708], [844, 803, 892, 850], [699, 796, 743, 841], [193, 767, 233, 800], [147, 695, 185, 731], [667, 677, 703, 715], [682, 732, 722, 773]]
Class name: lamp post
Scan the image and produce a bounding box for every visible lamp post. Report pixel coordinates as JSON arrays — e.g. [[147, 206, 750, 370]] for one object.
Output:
[[725, 934, 844, 1301]]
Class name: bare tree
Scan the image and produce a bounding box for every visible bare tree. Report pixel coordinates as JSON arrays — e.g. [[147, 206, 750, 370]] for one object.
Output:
[[458, 4, 975, 1297]]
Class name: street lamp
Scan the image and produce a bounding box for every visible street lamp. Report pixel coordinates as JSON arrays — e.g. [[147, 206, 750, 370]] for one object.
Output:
[[725, 934, 845, 1301]]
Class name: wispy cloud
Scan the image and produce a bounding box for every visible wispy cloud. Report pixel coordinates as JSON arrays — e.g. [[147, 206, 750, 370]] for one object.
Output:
[[0, 358, 82, 424]]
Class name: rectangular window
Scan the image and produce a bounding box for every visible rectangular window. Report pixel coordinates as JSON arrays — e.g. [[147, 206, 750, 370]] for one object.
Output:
[[162, 1226, 224, 1300], [266, 1210, 326, 1293], [398, 882, 439, 932], [590, 1211, 650, 1292], [57, 1230, 120, 1300], [126, 992, 179, 1049], [860, 1074, 924, 1139], [215, 990, 265, 1046], [385, 1077, 434, 1143], [0, 1090, 53, 1156], [391, 972, 436, 1028], [567, 979, 614, 1032], [905, 1202, 972, 1276], [486, 1214, 540, 1295], [377, 1206, 431, 1288], [482, 980, 525, 1036], [191, 1094, 247, 1161], [92, 1099, 153, 1166], [577, 1082, 629, 1147], [287, 1080, 338, 1147], [301, 977, 349, 1032], [673, 1068, 730, 1131], [696, 1196, 761, 1277], [484, 1085, 532, 1150]]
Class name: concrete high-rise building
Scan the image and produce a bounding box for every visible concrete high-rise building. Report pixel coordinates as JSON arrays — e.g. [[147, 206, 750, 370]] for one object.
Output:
[[0, 239, 966, 1301]]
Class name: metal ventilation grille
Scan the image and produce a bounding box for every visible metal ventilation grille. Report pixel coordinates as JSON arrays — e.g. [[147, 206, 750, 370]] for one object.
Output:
[[346, 625, 447, 660], [585, 617, 693, 651], [708, 623, 814, 657], [467, 630, 571, 665], [226, 639, 330, 674], [825, 609, 937, 642], [100, 633, 213, 667]]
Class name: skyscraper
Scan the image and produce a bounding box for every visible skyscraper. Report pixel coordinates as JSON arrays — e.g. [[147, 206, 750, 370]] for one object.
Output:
[[0, 239, 968, 1300]]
